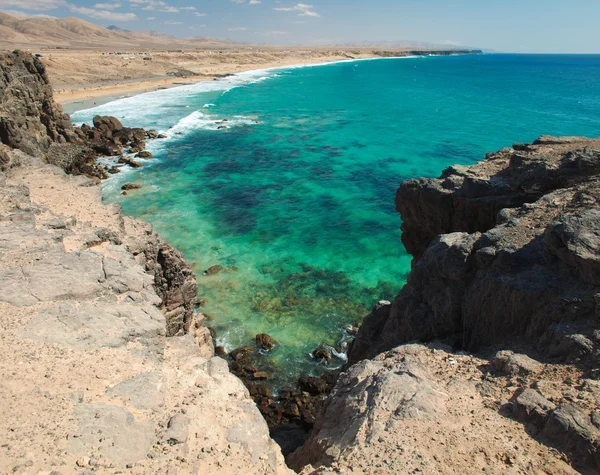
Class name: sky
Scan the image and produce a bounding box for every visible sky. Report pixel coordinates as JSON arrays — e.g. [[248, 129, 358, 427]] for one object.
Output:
[[1, 0, 600, 52]]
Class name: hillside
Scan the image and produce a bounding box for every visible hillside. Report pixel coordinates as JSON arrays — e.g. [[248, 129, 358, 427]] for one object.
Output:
[[0, 12, 234, 49]]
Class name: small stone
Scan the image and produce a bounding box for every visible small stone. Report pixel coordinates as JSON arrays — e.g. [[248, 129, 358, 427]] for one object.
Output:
[[121, 183, 141, 191], [165, 414, 189, 445]]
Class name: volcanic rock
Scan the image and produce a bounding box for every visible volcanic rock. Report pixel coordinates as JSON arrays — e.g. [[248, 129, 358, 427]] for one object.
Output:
[[256, 333, 277, 351]]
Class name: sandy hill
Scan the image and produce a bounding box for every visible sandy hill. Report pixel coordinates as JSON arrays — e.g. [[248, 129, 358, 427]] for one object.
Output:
[[0, 12, 234, 50]]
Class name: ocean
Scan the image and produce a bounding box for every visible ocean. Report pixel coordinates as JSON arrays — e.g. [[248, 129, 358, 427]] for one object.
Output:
[[72, 53, 600, 388]]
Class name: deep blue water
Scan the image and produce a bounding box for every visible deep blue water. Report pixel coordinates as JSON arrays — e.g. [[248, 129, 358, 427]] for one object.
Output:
[[72, 54, 600, 387]]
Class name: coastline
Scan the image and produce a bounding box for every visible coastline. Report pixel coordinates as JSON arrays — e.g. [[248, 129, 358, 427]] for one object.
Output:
[[57, 51, 475, 114], [57, 55, 377, 113]]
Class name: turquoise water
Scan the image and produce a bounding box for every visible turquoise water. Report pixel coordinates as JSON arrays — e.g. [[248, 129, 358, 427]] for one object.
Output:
[[73, 54, 600, 387]]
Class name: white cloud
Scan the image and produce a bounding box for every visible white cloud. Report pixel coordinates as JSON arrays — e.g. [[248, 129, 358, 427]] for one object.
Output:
[[94, 2, 121, 9], [274, 3, 319, 17], [228, 26, 247, 31], [249, 0, 261, 4], [180, 6, 194, 10], [146, 15, 155, 19], [129, 0, 165, 11], [0, 9, 56, 17], [68, 3, 137, 20], [164, 19, 182, 24], [193, 11, 206, 16], [262, 30, 288, 36], [0, 0, 67, 11]]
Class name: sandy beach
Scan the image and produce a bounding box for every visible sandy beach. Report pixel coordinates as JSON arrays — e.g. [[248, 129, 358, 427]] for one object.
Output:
[[49, 48, 386, 113]]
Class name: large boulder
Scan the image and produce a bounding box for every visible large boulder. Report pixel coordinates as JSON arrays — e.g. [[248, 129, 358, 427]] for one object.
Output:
[[92, 115, 124, 135]]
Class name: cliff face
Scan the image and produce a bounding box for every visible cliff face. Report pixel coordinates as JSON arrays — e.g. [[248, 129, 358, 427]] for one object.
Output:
[[0, 51, 291, 473], [349, 137, 600, 366], [0, 50, 76, 156], [292, 137, 600, 473]]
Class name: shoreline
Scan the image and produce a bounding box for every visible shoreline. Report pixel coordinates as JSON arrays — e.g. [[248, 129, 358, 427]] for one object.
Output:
[[57, 55, 375, 113], [58, 52, 474, 114]]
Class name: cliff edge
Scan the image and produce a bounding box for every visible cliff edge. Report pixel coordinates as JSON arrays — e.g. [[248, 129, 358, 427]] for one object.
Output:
[[292, 137, 600, 473], [349, 137, 600, 366], [0, 50, 291, 474]]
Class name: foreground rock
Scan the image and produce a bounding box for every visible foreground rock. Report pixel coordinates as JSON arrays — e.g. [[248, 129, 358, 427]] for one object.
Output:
[[350, 137, 600, 368], [0, 152, 291, 474], [291, 343, 587, 473]]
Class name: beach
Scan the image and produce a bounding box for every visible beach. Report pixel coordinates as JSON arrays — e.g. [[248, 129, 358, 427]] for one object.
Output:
[[50, 48, 386, 113]]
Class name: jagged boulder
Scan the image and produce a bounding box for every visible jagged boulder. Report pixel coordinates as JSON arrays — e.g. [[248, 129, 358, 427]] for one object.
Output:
[[92, 115, 124, 135]]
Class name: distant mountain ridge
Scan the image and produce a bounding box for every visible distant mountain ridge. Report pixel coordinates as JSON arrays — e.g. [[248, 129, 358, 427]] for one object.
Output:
[[0, 12, 236, 49]]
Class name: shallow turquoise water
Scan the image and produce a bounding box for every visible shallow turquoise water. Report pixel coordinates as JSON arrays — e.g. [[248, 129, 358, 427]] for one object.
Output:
[[73, 54, 600, 387]]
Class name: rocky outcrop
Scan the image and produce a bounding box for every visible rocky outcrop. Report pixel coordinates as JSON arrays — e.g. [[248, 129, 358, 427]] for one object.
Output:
[[0, 50, 76, 156], [290, 343, 592, 473], [349, 137, 600, 367], [0, 152, 291, 474]]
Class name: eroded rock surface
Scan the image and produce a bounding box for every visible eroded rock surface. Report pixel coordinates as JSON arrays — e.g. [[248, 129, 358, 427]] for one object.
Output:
[[0, 50, 75, 157], [291, 343, 591, 474], [0, 154, 290, 474], [350, 137, 600, 368]]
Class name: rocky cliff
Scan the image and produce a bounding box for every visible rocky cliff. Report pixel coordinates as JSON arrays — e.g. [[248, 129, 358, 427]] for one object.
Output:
[[349, 137, 600, 367], [290, 137, 600, 473], [0, 50, 76, 156], [0, 51, 291, 474]]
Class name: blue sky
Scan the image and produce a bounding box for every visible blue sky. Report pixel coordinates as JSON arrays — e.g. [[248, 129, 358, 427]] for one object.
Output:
[[1, 0, 599, 52]]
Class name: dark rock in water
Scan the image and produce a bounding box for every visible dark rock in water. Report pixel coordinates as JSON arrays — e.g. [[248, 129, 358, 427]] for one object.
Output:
[[128, 141, 146, 154], [93, 115, 123, 135], [121, 183, 141, 191], [311, 346, 331, 363], [157, 134, 168, 139], [118, 157, 142, 168], [136, 151, 152, 159], [256, 385, 272, 397], [217, 126, 228, 130], [215, 346, 227, 358], [203, 265, 223, 276], [298, 377, 327, 396], [93, 142, 122, 156], [253, 371, 269, 381], [230, 346, 255, 362], [256, 333, 277, 351], [147, 130, 158, 139]]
